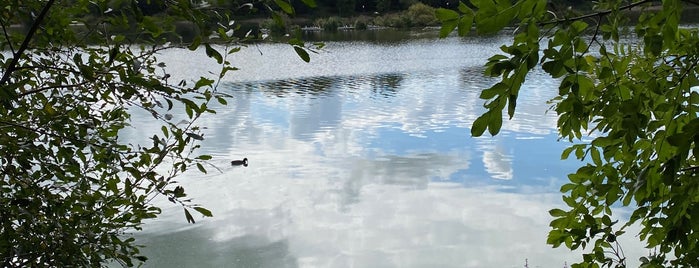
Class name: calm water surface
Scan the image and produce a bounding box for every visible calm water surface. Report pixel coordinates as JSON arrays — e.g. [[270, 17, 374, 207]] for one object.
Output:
[[123, 31, 646, 267]]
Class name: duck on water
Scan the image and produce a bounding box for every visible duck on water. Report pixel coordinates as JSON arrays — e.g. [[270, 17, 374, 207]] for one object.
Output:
[[231, 158, 248, 167]]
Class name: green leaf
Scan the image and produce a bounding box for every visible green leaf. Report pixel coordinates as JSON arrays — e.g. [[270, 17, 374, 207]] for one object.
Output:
[[471, 113, 489, 137], [186, 132, 204, 141], [439, 20, 458, 38], [532, 0, 546, 17], [590, 147, 602, 166], [274, 0, 294, 14], [472, 0, 515, 34], [188, 36, 202, 50], [112, 35, 126, 43], [549, 208, 567, 217], [288, 38, 304, 46], [184, 208, 195, 224], [547, 229, 567, 247], [436, 8, 459, 38], [196, 163, 207, 174], [458, 1, 471, 14], [140, 16, 163, 37], [194, 77, 214, 89], [561, 146, 574, 160], [560, 183, 576, 193], [644, 34, 663, 56], [125, 179, 132, 196], [458, 13, 474, 36], [435, 8, 459, 22], [570, 21, 588, 34], [161, 126, 169, 138], [293, 46, 310, 62], [204, 44, 223, 64], [507, 93, 517, 119], [196, 155, 212, 160], [300, 0, 317, 8], [480, 82, 507, 99], [487, 109, 502, 136], [193, 206, 213, 217]]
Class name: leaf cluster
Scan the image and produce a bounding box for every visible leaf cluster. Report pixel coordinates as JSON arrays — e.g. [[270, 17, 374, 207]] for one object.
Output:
[[0, 0, 286, 266], [439, 0, 699, 267]]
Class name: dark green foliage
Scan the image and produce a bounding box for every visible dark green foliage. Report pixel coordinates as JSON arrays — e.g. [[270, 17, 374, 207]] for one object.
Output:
[[338, 0, 358, 16], [407, 2, 437, 26], [317, 16, 343, 31], [0, 0, 314, 266], [440, 0, 699, 267], [355, 19, 369, 30], [376, 0, 393, 12]]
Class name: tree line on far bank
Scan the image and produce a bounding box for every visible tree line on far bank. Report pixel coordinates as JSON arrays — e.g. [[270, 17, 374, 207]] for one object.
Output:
[[207, 0, 591, 17], [129, 0, 594, 32]]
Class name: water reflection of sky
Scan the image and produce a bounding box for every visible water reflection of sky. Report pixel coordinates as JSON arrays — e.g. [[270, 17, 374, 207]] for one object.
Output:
[[126, 37, 647, 267]]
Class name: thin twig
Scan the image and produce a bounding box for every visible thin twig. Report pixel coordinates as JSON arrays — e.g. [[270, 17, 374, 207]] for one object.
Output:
[[681, 166, 699, 172], [18, 81, 89, 98], [0, 0, 56, 87], [0, 19, 16, 54], [540, 0, 654, 26]]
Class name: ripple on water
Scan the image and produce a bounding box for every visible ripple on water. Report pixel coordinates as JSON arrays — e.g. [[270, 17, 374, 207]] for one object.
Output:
[[133, 36, 612, 267]]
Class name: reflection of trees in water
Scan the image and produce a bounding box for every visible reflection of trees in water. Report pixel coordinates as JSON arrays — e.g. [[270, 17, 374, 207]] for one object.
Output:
[[301, 29, 433, 43], [369, 73, 403, 98], [459, 65, 496, 91], [140, 228, 298, 267], [245, 77, 338, 98], [229, 73, 405, 99]]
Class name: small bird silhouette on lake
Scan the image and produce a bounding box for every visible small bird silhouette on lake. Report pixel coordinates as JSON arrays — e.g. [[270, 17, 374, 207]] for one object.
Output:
[[231, 158, 248, 167]]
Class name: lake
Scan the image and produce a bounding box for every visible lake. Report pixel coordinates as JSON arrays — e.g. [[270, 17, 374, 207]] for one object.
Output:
[[122, 30, 646, 267]]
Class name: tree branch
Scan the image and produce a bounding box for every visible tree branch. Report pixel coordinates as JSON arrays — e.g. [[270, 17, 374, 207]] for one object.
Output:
[[18, 81, 89, 98], [541, 0, 655, 26], [0, 0, 56, 87], [0, 18, 15, 54]]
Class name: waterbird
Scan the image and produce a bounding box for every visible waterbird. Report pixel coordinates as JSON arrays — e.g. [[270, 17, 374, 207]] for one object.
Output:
[[231, 158, 248, 167]]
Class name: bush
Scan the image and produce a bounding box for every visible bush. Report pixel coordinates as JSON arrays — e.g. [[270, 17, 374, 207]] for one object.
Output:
[[406, 3, 437, 26], [372, 3, 437, 29], [373, 13, 401, 28], [355, 20, 368, 30], [354, 15, 372, 30], [316, 16, 342, 31]]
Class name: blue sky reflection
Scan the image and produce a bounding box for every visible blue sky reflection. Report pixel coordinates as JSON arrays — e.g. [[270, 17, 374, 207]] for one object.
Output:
[[127, 39, 648, 267]]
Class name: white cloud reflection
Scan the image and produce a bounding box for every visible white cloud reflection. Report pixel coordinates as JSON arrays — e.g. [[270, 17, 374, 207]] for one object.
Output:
[[127, 39, 648, 267]]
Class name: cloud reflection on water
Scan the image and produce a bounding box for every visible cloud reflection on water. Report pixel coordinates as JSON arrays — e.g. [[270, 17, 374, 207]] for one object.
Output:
[[128, 39, 604, 267]]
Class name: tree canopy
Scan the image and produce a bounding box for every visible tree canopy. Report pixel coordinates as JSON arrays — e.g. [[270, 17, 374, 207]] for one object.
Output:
[[439, 0, 699, 267], [0, 0, 313, 266]]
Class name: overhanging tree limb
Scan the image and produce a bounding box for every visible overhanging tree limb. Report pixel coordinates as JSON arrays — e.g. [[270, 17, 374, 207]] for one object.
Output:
[[0, 17, 16, 54], [540, 0, 653, 26], [0, 0, 55, 87]]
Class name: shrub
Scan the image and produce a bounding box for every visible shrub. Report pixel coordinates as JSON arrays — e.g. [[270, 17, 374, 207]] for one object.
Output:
[[406, 3, 437, 26], [355, 20, 368, 30], [317, 16, 342, 31], [354, 16, 372, 30], [373, 13, 410, 28]]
